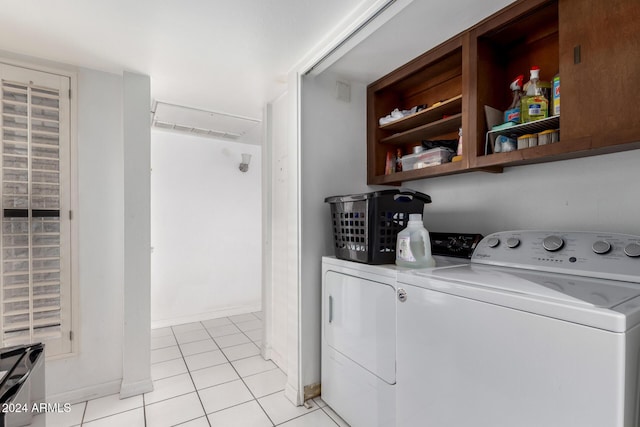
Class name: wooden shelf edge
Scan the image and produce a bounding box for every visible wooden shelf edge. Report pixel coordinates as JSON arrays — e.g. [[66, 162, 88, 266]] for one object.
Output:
[[369, 160, 467, 185], [379, 94, 463, 133], [381, 113, 463, 145], [368, 160, 508, 185], [472, 137, 592, 168], [476, 166, 504, 173]]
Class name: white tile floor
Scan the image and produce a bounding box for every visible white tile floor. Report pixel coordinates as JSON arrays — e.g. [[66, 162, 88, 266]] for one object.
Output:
[[34, 312, 349, 427]]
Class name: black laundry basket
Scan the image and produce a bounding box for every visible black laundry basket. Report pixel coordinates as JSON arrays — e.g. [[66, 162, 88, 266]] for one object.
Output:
[[324, 189, 431, 264]]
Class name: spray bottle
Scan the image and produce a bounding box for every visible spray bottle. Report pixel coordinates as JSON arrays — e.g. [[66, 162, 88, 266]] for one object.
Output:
[[504, 75, 524, 124], [521, 66, 549, 123]]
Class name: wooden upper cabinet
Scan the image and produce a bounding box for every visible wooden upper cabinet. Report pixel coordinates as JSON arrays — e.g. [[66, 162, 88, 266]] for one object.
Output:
[[559, 0, 640, 146], [470, 0, 563, 169], [367, 37, 466, 185], [365, 0, 640, 183]]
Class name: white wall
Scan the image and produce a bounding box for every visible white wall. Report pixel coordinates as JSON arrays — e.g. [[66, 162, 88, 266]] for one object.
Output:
[[150, 130, 262, 327], [300, 72, 374, 389], [264, 93, 290, 370], [121, 71, 153, 398], [294, 0, 521, 394], [48, 67, 126, 401], [299, 70, 640, 393], [410, 150, 640, 236], [0, 53, 155, 402]]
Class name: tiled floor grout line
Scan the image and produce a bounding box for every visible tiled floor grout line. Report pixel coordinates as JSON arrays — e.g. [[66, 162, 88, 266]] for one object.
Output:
[[227, 314, 278, 427], [272, 405, 322, 427], [143, 391, 195, 411], [142, 393, 147, 427], [318, 405, 343, 427], [80, 400, 88, 426], [151, 341, 266, 388], [169, 322, 212, 427], [77, 313, 306, 427], [195, 387, 287, 425], [150, 341, 178, 351], [81, 407, 143, 426], [202, 316, 277, 427]]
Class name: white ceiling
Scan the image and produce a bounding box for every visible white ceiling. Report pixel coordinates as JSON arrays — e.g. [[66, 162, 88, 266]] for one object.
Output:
[[327, 0, 515, 84], [0, 0, 378, 122], [0, 0, 519, 144]]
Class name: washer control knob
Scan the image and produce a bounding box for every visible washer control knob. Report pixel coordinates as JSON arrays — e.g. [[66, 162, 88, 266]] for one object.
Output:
[[542, 235, 564, 252], [397, 288, 407, 303], [506, 237, 520, 248], [486, 237, 500, 248], [592, 240, 612, 255], [624, 243, 640, 258]]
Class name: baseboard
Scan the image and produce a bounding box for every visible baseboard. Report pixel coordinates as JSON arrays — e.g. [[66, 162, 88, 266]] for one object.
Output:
[[284, 382, 301, 406], [263, 346, 286, 372], [47, 379, 122, 405], [151, 303, 262, 329], [120, 378, 153, 399]]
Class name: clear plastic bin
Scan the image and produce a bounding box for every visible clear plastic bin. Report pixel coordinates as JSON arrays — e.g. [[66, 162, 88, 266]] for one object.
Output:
[[400, 147, 451, 170]]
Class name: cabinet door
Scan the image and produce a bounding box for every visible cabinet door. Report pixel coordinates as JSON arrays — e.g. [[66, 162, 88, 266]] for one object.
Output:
[[559, 0, 640, 146]]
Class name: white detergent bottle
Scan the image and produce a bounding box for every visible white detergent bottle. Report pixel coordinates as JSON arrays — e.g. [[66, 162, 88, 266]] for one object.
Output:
[[395, 214, 436, 268]]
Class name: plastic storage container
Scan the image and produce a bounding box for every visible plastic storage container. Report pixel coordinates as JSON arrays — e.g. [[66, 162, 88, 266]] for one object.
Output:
[[400, 147, 451, 171], [325, 190, 431, 264], [395, 214, 436, 268]]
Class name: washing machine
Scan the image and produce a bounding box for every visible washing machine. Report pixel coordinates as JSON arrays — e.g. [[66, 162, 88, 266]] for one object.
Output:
[[321, 233, 481, 427], [396, 230, 640, 427]]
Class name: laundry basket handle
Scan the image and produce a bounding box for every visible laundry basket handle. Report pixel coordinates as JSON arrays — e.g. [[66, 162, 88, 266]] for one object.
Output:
[[395, 189, 431, 204]]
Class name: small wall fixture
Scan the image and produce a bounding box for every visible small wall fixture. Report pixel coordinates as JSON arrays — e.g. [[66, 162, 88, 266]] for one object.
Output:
[[239, 153, 252, 172]]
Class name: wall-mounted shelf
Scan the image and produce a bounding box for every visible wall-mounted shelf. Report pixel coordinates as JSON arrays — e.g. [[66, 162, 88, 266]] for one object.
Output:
[[379, 95, 462, 133], [381, 113, 462, 146], [369, 160, 467, 185], [485, 115, 559, 154], [366, 0, 640, 186], [367, 38, 463, 185]]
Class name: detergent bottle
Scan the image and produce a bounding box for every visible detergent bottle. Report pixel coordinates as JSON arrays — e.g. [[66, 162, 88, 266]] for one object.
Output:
[[395, 214, 436, 268]]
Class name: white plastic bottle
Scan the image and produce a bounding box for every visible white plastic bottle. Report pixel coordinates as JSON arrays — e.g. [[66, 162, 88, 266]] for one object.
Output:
[[395, 214, 436, 268]]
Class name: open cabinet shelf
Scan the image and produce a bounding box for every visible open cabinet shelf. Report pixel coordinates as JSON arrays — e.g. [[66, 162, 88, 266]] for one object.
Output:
[[379, 95, 462, 134], [381, 113, 462, 145], [369, 160, 466, 185], [367, 37, 464, 185], [471, 0, 561, 166]]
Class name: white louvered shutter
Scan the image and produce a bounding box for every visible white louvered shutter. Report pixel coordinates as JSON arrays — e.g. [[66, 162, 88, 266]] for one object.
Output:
[[0, 63, 72, 356]]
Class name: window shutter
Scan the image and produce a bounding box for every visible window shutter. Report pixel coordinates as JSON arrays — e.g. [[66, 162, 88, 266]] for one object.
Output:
[[0, 64, 72, 356]]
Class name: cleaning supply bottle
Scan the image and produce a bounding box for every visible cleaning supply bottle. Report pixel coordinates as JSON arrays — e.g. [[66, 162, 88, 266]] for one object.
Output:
[[521, 66, 548, 123], [552, 74, 560, 116], [395, 214, 436, 268], [452, 127, 463, 161], [504, 75, 524, 124]]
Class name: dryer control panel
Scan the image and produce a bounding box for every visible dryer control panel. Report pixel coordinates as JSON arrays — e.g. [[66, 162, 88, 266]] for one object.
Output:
[[472, 231, 640, 283], [430, 232, 483, 259]]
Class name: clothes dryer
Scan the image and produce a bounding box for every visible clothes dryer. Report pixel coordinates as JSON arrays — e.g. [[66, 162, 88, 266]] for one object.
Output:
[[321, 232, 481, 427]]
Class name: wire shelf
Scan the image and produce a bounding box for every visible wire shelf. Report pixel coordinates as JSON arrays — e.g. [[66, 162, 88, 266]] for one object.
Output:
[[485, 116, 560, 154]]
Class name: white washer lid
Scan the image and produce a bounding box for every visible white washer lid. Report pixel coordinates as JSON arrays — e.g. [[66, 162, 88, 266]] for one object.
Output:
[[432, 265, 640, 307], [399, 264, 640, 332]]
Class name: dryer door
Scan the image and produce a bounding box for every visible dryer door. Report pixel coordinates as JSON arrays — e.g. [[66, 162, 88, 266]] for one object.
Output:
[[324, 270, 396, 384]]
